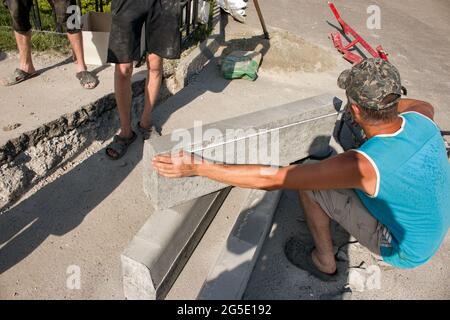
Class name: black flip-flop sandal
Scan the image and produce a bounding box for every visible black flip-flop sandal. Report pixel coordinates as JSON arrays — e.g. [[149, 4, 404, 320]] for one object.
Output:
[[76, 70, 99, 89], [284, 237, 338, 282], [105, 131, 137, 160], [2, 68, 38, 86]]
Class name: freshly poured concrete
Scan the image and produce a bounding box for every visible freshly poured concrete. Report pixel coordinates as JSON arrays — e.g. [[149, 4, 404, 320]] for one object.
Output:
[[144, 93, 339, 209], [198, 189, 282, 300], [121, 188, 231, 300]]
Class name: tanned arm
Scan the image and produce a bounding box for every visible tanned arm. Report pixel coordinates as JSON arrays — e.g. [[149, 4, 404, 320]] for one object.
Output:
[[152, 151, 377, 196], [398, 98, 435, 120]]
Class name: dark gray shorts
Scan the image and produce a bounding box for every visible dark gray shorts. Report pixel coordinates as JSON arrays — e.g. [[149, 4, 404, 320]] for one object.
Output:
[[107, 0, 181, 63], [4, 0, 79, 33]]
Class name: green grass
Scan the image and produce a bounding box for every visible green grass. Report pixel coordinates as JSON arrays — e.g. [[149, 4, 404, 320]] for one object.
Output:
[[0, 3, 70, 53], [0, 26, 71, 53]]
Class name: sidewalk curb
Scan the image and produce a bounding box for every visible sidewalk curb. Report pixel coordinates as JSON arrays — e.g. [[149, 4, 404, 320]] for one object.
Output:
[[122, 187, 231, 300], [198, 189, 282, 300]]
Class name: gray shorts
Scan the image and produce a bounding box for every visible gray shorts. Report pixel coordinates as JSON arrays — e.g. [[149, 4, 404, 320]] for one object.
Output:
[[306, 188, 392, 255]]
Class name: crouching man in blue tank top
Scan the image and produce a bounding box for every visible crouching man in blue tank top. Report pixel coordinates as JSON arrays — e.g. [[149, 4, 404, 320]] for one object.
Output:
[[152, 58, 450, 281]]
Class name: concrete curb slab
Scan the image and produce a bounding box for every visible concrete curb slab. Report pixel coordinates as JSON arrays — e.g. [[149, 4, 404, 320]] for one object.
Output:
[[121, 187, 231, 300], [144, 93, 339, 209], [198, 189, 282, 300]]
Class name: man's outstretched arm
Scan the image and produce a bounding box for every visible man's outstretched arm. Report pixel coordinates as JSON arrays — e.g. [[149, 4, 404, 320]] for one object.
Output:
[[152, 151, 376, 195], [398, 98, 434, 120]]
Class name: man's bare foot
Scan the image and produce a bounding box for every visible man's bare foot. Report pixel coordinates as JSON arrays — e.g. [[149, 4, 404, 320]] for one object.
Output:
[[1, 66, 37, 86], [75, 64, 97, 89], [311, 248, 337, 275], [20, 64, 35, 74]]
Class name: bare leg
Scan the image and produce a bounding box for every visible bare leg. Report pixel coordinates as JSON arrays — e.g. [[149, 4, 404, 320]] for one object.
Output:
[[0, 31, 35, 86], [298, 190, 337, 274], [114, 63, 134, 140], [105, 63, 135, 158], [139, 53, 163, 129], [67, 32, 98, 89], [67, 32, 86, 73], [15, 31, 35, 74]]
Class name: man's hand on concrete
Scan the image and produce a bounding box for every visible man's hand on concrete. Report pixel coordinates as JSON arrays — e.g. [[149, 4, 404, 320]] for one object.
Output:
[[152, 151, 201, 178]]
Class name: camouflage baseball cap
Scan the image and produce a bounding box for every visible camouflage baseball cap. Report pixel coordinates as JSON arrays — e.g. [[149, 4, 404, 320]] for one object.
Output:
[[338, 58, 402, 110]]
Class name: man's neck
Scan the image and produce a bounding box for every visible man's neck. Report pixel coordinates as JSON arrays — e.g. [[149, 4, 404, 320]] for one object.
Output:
[[360, 116, 404, 139]]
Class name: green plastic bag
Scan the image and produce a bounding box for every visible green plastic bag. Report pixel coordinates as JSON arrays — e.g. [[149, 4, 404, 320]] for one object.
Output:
[[221, 51, 262, 81]]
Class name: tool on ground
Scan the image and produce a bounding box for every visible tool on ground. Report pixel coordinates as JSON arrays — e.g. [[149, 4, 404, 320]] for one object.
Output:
[[328, 2, 388, 65], [222, 0, 270, 39], [253, 0, 270, 39]]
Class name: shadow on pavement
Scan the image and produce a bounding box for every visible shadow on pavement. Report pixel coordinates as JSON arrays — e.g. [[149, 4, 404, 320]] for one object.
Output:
[[0, 138, 143, 274], [35, 56, 74, 76]]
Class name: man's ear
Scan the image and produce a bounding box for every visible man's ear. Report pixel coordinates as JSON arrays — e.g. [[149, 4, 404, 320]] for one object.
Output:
[[350, 103, 362, 122]]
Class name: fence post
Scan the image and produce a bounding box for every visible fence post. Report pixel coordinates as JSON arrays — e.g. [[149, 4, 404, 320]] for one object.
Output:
[[31, 0, 42, 30]]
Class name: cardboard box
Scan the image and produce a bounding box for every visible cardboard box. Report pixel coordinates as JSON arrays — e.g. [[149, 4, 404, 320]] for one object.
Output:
[[82, 12, 112, 65], [81, 12, 146, 66]]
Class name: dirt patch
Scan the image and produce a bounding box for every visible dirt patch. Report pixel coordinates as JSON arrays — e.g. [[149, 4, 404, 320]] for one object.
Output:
[[3, 123, 21, 132], [222, 30, 336, 73]]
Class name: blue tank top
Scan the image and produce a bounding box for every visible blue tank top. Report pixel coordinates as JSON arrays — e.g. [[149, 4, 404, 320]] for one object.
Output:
[[354, 112, 450, 268]]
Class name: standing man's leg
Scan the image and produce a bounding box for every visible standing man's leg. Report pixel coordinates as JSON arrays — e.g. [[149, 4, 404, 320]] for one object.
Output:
[[14, 29, 34, 74], [114, 62, 134, 139], [104, 62, 135, 159], [1, 0, 37, 86], [298, 190, 337, 274], [52, 0, 98, 89], [66, 32, 96, 88], [104, 0, 180, 158], [139, 53, 163, 130], [104, 0, 144, 159], [137, 0, 181, 136]]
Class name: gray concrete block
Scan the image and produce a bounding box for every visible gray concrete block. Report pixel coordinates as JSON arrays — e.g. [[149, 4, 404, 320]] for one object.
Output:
[[121, 187, 231, 300], [144, 93, 338, 209], [198, 189, 282, 300]]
